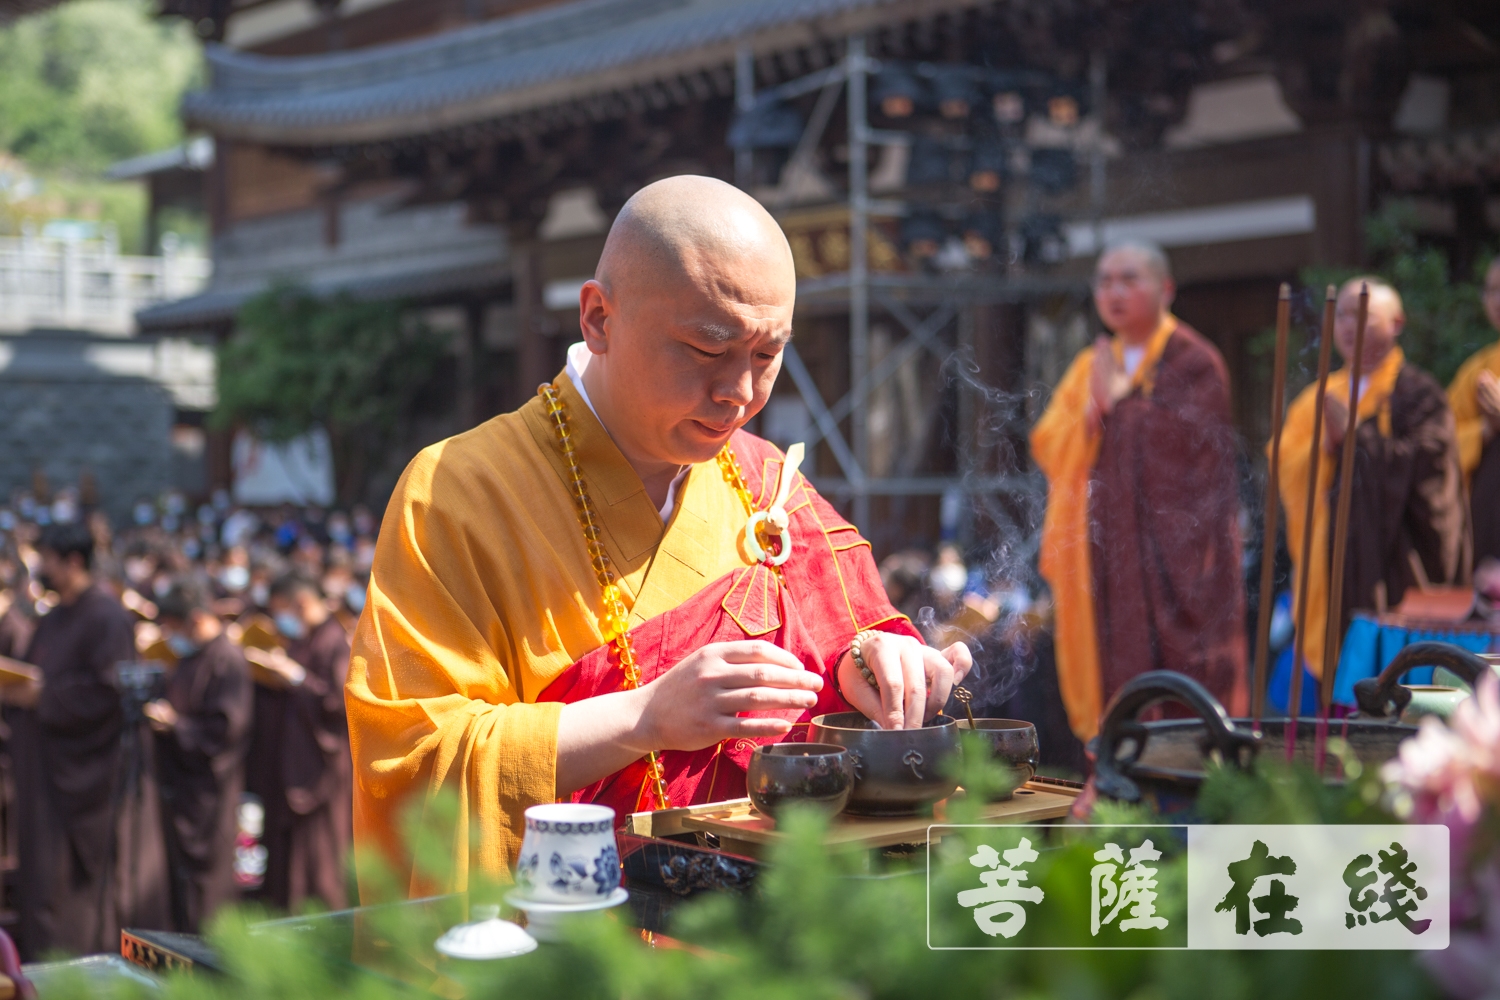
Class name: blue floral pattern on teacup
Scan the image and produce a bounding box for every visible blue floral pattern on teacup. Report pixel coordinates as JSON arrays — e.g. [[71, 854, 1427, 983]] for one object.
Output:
[[592, 843, 620, 894]]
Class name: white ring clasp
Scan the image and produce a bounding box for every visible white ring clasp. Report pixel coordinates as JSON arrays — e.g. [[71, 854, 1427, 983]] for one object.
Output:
[[743, 510, 793, 566]]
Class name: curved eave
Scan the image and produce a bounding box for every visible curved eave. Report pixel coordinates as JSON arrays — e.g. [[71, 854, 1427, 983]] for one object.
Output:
[[183, 0, 980, 147]]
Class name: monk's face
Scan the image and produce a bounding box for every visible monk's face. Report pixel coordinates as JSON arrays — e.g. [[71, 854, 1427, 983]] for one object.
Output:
[[1335, 283, 1402, 373], [1093, 248, 1173, 342], [580, 202, 796, 467], [1484, 261, 1500, 333]]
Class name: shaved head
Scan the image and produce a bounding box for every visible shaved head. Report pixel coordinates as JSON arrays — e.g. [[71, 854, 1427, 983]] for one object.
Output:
[[1099, 239, 1172, 282], [596, 175, 795, 320], [575, 175, 798, 500], [1335, 276, 1405, 373], [1339, 276, 1404, 321]]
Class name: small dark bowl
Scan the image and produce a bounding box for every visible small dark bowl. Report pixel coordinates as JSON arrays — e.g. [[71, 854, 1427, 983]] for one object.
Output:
[[747, 743, 854, 818], [806, 713, 961, 816], [956, 719, 1038, 799]]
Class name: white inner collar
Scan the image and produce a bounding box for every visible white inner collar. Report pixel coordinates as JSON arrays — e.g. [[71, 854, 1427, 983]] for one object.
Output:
[[565, 341, 688, 522]]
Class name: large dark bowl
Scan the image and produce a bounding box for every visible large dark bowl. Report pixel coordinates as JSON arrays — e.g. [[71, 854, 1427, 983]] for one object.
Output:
[[956, 719, 1038, 799], [747, 743, 854, 818], [806, 713, 961, 816]]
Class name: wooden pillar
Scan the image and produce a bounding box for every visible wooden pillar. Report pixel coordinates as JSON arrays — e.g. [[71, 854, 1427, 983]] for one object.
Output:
[[206, 319, 235, 497], [515, 244, 549, 395]]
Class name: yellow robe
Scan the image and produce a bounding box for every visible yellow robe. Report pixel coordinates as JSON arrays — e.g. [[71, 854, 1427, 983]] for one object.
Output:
[[346, 373, 755, 897], [1029, 315, 1176, 741], [1275, 347, 1404, 682], [1448, 339, 1500, 484]]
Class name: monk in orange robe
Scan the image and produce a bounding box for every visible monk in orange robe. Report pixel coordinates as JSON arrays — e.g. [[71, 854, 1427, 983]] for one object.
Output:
[[1449, 259, 1500, 568], [1031, 241, 1246, 742], [1278, 278, 1469, 699], [346, 176, 972, 896]]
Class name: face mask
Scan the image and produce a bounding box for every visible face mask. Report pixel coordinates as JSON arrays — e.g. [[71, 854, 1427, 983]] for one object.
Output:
[[250, 583, 269, 608], [220, 565, 250, 591], [275, 611, 306, 640], [932, 563, 968, 595], [165, 633, 200, 659], [346, 582, 367, 614]]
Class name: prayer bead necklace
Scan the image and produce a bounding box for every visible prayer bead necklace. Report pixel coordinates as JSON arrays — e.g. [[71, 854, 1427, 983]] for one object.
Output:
[[541, 383, 671, 810], [539, 382, 788, 813]]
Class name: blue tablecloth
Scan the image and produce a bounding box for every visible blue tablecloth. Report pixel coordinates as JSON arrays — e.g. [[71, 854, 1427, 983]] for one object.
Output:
[[1267, 613, 1498, 714], [1330, 613, 1498, 706]]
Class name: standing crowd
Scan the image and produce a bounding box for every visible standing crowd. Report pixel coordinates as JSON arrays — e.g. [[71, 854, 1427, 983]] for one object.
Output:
[[1031, 243, 1500, 739], [0, 497, 373, 960]]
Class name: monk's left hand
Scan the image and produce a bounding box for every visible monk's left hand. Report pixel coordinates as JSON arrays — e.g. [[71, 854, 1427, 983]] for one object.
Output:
[[838, 632, 972, 730], [1323, 395, 1348, 451]]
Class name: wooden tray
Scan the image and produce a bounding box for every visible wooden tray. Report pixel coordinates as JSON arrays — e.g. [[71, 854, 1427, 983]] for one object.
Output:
[[627, 780, 1079, 858]]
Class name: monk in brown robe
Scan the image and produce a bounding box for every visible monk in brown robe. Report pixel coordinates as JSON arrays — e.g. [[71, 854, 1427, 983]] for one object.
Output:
[[1279, 279, 1470, 694], [1, 522, 168, 958], [1031, 240, 1246, 741], [244, 573, 351, 911], [145, 578, 252, 933], [1448, 258, 1500, 568], [0, 576, 34, 927]]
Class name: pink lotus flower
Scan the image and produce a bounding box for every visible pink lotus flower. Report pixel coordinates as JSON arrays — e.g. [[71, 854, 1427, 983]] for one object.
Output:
[[1383, 673, 1500, 828], [1385, 674, 1500, 998]]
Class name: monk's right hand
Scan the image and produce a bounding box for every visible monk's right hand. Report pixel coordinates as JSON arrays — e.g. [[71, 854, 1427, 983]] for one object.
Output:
[[634, 640, 822, 752]]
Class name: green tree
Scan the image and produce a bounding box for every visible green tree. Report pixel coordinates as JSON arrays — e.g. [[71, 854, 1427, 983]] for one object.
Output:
[[214, 284, 451, 506], [0, 0, 201, 173]]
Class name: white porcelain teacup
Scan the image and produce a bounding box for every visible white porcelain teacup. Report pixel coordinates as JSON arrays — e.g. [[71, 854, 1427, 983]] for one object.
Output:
[[512, 803, 620, 904]]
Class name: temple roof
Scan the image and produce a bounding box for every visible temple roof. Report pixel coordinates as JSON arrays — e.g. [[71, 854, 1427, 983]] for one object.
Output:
[[183, 0, 970, 146]]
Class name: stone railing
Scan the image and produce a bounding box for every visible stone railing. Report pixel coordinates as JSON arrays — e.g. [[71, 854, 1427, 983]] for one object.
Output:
[[0, 229, 211, 336]]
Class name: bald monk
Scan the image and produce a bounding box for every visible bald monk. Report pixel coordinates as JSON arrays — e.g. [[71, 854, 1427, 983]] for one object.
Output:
[[1278, 278, 1469, 700], [1449, 259, 1500, 568], [347, 175, 972, 894], [1031, 240, 1246, 742]]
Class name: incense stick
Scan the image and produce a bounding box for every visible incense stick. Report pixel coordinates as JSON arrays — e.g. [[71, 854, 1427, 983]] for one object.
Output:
[[1252, 283, 1292, 730], [1316, 283, 1369, 774], [1286, 285, 1337, 763]]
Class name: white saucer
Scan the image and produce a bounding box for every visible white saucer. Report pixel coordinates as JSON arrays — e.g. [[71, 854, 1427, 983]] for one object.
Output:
[[504, 886, 629, 914]]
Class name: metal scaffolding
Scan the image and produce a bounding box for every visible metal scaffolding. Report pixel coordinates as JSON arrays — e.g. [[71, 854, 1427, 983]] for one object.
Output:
[[735, 35, 1092, 547]]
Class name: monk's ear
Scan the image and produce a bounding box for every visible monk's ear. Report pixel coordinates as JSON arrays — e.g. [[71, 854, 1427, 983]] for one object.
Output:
[[1160, 275, 1177, 311], [578, 279, 612, 354]]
